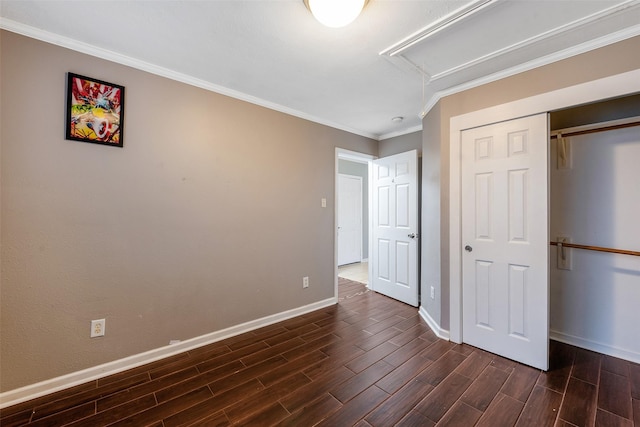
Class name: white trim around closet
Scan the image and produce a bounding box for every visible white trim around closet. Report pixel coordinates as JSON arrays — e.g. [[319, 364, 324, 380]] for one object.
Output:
[[449, 68, 640, 344]]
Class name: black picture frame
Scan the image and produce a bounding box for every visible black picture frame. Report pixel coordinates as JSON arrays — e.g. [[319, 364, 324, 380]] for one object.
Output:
[[66, 73, 125, 147]]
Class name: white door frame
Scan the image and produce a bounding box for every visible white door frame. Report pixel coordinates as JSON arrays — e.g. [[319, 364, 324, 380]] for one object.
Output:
[[449, 69, 640, 343], [335, 148, 375, 301]]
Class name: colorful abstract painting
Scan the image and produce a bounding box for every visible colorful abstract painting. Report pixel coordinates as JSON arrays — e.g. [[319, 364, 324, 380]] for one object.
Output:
[[66, 73, 125, 147]]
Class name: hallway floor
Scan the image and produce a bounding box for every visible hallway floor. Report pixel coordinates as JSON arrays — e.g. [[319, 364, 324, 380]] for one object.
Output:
[[338, 261, 368, 285]]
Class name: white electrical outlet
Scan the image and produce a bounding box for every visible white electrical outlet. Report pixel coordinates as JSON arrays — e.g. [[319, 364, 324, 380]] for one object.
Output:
[[430, 286, 435, 299], [557, 236, 572, 271], [303, 276, 309, 288], [91, 319, 106, 338]]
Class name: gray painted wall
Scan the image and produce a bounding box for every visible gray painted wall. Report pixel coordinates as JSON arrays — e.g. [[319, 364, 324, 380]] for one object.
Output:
[[0, 31, 377, 391], [379, 131, 422, 157], [422, 35, 640, 335]]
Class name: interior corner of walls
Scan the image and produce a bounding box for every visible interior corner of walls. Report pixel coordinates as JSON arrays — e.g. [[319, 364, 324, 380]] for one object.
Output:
[[419, 305, 450, 341], [550, 330, 640, 365]]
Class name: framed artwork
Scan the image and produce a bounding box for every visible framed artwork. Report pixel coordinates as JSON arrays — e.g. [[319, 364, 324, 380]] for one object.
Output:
[[66, 73, 125, 147]]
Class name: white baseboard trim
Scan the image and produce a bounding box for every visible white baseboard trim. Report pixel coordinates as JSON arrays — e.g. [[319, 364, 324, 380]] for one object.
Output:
[[0, 297, 336, 409], [419, 306, 450, 340], [550, 330, 640, 365]]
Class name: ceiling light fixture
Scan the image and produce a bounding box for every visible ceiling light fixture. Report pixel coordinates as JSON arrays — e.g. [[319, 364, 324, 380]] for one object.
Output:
[[304, 0, 369, 28]]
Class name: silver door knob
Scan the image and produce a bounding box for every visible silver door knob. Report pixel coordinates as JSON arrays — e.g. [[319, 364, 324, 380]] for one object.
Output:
[[465, 245, 473, 252], [408, 233, 418, 239]]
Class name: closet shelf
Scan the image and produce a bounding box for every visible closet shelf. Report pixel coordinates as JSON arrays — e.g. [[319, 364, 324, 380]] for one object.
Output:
[[550, 241, 640, 257], [550, 116, 640, 139]]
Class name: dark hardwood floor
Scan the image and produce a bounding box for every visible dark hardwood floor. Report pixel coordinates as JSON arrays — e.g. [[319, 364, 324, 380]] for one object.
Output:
[[2, 278, 639, 426]]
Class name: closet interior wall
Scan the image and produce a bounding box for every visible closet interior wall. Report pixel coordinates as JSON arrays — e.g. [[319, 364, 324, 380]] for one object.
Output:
[[549, 94, 640, 364]]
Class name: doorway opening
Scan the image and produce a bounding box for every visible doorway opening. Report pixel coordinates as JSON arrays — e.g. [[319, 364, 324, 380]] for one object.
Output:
[[335, 149, 374, 301]]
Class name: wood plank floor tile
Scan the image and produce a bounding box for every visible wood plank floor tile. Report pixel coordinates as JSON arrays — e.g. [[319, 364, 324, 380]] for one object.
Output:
[[455, 349, 493, 380], [196, 341, 269, 374], [537, 341, 574, 393], [163, 379, 263, 426], [229, 402, 289, 426], [263, 323, 320, 346], [365, 376, 435, 426], [224, 372, 310, 424], [345, 341, 399, 373], [239, 336, 306, 367], [96, 367, 199, 412], [65, 395, 156, 427], [395, 410, 436, 427], [515, 385, 563, 427], [598, 369, 633, 420], [388, 323, 430, 347], [475, 393, 524, 427], [154, 360, 244, 403], [4, 278, 638, 427], [27, 402, 95, 427], [572, 347, 602, 385], [602, 354, 630, 377], [419, 350, 467, 386], [375, 351, 433, 394], [207, 355, 287, 394], [501, 363, 541, 402], [559, 376, 598, 427], [419, 339, 455, 362], [0, 409, 33, 427], [109, 386, 212, 427], [330, 360, 396, 403], [276, 393, 342, 427], [353, 326, 403, 352], [595, 409, 633, 427], [316, 385, 389, 427], [257, 350, 327, 387], [1, 381, 96, 421], [436, 401, 483, 426], [413, 372, 473, 422], [281, 366, 354, 414], [383, 336, 433, 367], [460, 365, 510, 411]]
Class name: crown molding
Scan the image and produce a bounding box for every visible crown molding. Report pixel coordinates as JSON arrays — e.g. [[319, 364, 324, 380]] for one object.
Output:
[[378, 124, 422, 141], [0, 18, 379, 141]]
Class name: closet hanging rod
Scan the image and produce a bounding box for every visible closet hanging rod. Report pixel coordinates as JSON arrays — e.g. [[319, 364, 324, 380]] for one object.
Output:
[[549, 241, 640, 257], [550, 115, 640, 139]]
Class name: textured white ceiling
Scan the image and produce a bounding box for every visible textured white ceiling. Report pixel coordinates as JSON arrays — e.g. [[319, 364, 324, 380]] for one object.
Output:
[[1, 0, 639, 140]]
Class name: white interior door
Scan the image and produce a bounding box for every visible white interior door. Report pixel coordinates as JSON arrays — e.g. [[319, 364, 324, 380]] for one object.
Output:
[[461, 113, 549, 370], [372, 150, 419, 307], [338, 174, 362, 266]]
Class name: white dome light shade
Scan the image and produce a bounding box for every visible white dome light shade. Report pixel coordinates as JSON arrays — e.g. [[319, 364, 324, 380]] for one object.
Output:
[[307, 0, 367, 28]]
